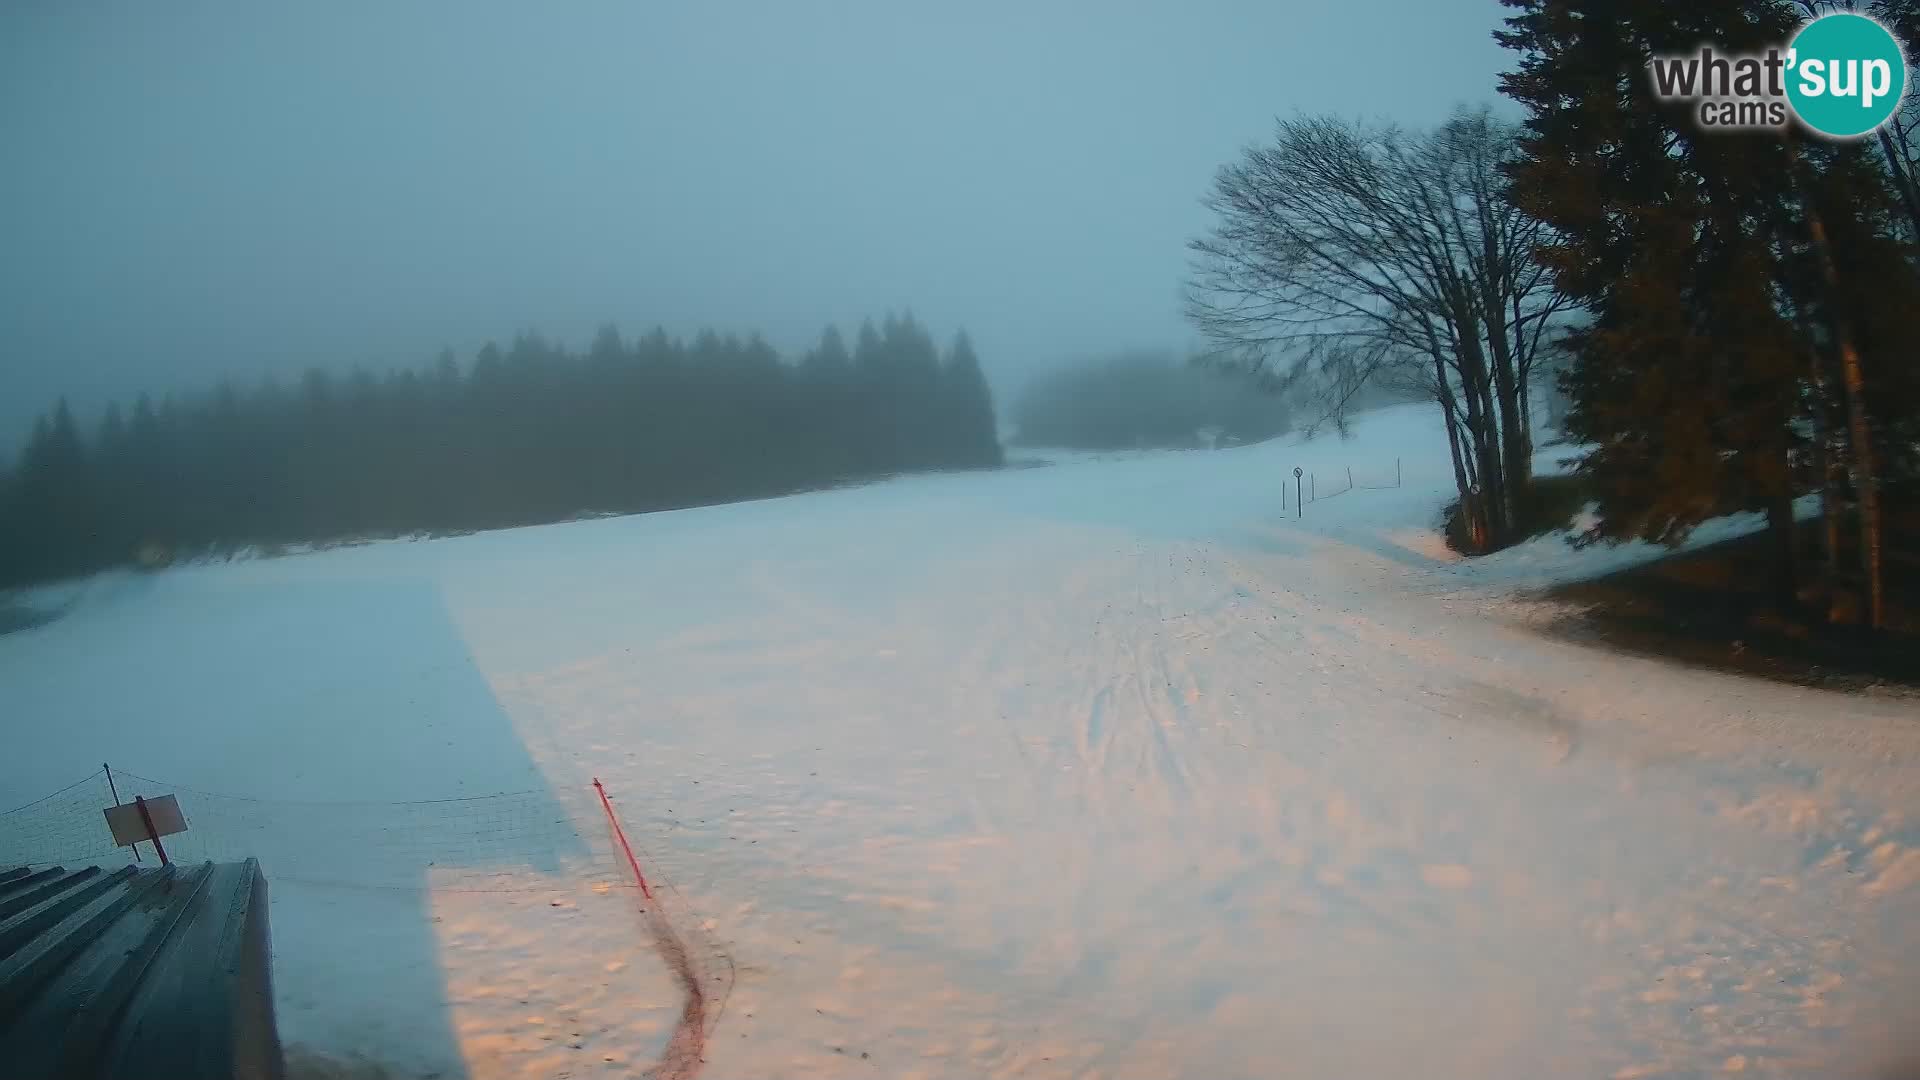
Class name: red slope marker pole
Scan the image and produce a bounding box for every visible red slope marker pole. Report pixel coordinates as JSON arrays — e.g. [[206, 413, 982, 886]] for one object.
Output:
[[593, 778, 652, 900]]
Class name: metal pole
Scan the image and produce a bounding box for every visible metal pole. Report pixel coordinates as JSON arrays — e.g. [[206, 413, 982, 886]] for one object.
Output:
[[1311, 473, 1316, 501], [134, 795, 168, 867], [1347, 466, 1353, 489], [104, 763, 140, 863]]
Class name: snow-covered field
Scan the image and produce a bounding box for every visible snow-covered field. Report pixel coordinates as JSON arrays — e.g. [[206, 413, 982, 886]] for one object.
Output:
[[5, 403, 1920, 1079]]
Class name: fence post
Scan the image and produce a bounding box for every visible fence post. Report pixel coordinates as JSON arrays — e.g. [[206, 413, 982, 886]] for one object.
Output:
[[1311, 473, 1316, 501], [134, 795, 169, 867], [1347, 466, 1353, 489], [1397, 457, 1402, 487]]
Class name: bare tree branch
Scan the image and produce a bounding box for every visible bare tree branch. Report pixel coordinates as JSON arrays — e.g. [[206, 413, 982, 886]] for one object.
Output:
[[1185, 108, 1574, 545]]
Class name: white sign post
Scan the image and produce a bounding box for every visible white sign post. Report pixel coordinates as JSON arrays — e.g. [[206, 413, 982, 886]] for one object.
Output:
[[103, 794, 186, 866]]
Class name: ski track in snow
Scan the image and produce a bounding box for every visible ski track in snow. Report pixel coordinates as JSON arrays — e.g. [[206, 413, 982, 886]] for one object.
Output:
[[4, 403, 1920, 1079]]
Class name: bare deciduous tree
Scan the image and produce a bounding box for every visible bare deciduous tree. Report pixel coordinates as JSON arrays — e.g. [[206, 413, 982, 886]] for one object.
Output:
[[1186, 108, 1571, 549]]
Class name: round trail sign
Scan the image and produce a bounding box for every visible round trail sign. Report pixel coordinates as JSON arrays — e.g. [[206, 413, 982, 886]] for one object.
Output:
[[1293, 467, 1303, 478]]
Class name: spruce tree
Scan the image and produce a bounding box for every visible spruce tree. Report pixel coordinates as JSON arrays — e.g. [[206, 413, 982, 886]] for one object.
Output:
[[802, 325, 851, 374], [1499, 0, 1813, 599], [942, 331, 1002, 467], [1500, 0, 1920, 618]]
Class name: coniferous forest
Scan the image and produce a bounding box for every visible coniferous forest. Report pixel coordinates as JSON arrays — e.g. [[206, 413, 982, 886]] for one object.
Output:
[[0, 313, 1001, 588]]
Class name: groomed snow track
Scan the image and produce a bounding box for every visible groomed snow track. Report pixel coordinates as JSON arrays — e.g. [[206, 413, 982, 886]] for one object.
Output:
[[4, 404, 1918, 1077]]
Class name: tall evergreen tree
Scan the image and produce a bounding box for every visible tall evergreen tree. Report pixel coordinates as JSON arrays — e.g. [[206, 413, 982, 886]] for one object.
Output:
[[942, 331, 1003, 466], [802, 325, 851, 373], [1497, 0, 1920, 618]]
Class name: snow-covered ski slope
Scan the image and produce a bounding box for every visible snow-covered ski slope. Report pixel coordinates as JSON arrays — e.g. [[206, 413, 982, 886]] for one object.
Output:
[[5, 402, 1919, 1079]]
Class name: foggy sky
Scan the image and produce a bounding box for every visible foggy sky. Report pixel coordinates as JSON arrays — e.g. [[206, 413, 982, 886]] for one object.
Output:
[[0, 1, 1513, 447]]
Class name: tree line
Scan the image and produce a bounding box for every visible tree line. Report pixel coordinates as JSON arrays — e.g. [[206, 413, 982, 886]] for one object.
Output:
[[0, 313, 1001, 588], [1187, 0, 1920, 631], [1010, 350, 1292, 450]]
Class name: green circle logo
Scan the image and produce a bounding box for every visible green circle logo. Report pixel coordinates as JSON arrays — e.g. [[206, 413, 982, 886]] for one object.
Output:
[[1786, 13, 1907, 138]]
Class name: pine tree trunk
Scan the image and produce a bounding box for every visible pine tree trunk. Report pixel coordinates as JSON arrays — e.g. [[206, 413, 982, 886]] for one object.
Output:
[[1765, 425, 1799, 611], [1804, 349, 1843, 583], [1767, 491, 1799, 611], [1809, 410, 1837, 575], [1833, 325, 1885, 629], [1795, 151, 1887, 630]]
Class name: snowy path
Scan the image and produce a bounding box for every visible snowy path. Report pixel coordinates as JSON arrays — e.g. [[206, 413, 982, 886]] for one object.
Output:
[[4, 405, 1918, 1078]]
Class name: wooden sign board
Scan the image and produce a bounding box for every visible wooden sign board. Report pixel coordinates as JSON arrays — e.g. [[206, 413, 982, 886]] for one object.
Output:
[[103, 795, 187, 847]]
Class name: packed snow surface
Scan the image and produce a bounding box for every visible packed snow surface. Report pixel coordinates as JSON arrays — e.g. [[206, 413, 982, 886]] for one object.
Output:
[[4, 403, 1918, 1079]]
